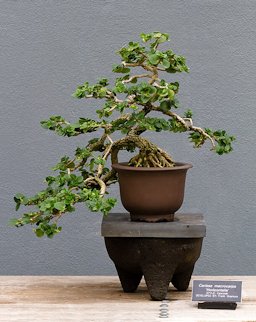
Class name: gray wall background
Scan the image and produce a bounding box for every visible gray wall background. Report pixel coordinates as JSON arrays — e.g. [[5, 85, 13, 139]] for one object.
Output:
[[1, 0, 256, 275]]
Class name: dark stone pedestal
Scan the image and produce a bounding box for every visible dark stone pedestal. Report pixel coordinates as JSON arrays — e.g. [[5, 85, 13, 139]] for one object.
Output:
[[101, 213, 206, 301]]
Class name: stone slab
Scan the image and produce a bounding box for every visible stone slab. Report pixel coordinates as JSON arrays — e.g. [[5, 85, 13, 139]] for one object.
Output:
[[101, 213, 206, 238]]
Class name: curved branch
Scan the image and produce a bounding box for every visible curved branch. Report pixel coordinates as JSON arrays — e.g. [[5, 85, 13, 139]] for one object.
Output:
[[97, 135, 114, 177], [84, 177, 106, 196], [152, 105, 216, 149]]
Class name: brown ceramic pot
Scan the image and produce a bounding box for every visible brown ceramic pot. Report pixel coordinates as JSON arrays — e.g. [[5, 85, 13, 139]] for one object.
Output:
[[112, 162, 192, 222]]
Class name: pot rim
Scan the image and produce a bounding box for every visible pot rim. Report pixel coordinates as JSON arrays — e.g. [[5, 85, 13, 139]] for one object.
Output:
[[112, 162, 193, 171]]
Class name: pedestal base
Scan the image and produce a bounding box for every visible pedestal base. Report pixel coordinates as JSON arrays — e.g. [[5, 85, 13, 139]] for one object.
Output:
[[102, 213, 206, 301]]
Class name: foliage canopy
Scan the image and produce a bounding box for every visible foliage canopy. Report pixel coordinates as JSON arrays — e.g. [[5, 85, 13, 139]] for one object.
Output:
[[11, 32, 235, 238]]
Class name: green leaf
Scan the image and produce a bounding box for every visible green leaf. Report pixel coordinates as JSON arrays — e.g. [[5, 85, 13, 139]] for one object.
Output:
[[98, 78, 109, 86], [168, 90, 175, 100], [165, 67, 177, 73], [140, 95, 150, 103], [113, 81, 126, 93], [162, 59, 170, 68], [184, 109, 193, 118], [160, 100, 171, 111], [157, 34, 169, 43], [75, 147, 91, 160], [35, 229, 44, 238], [112, 64, 130, 73], [14, 193, 27, 211], [9, 218, 19, 226], [148, 54, 160, 65], [140, 33, 152, 42], [14, 193, 25, 202], [54, 201, 66, 211]]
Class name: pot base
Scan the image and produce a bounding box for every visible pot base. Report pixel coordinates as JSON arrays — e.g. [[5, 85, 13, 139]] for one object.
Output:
[[105, 237, 203, 300], [130, 213, 175, 222]]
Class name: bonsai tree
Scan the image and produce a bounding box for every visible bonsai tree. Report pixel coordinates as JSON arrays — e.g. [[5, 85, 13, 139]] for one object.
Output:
[[11, 32, 235, 238]]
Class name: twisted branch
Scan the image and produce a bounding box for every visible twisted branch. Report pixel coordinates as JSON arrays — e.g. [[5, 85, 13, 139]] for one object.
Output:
[[84, 177, 106, 196]]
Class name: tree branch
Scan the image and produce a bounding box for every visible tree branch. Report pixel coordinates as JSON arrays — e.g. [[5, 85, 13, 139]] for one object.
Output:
[[152, 105, 216, 148], [121, 73, 151, 84], [84, 177, 106, 196]]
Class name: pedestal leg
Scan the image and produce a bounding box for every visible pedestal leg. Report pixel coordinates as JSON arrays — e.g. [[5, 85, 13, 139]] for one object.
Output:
[[171, 265, 195, 291], [115, 265, 143, 293], [142, 264, 175, 300]]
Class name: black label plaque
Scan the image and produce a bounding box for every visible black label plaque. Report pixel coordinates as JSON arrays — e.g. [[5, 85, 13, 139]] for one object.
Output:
[[192, 280, 242, 303]]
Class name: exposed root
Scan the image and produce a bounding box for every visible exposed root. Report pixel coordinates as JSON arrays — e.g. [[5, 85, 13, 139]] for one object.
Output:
[[128, 149, 174, 167], [111, 135, 175, 168]]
